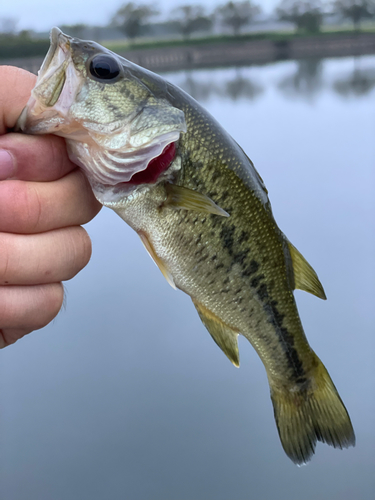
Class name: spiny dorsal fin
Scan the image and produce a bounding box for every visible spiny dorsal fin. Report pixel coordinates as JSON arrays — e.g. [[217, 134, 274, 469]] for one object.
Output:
[[165, 184, 229, 217], [192, 299, 240, 367], [288, 242, 326, 300], [139, 231, 176, 289]]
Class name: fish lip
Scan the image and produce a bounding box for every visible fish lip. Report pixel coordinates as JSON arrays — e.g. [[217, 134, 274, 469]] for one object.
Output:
[[37, 27, 63, 80], [35, 27, 72, 95], [16, 28, 80, 134]]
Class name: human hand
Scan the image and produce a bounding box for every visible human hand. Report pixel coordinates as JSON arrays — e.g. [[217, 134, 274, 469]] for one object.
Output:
[[0, 66, 102, 348]]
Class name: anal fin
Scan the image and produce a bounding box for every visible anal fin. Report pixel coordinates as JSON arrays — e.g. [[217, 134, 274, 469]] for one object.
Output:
[[139, 232, 176, 289], [192, 299, 240, 367], [288, 242, 326, 300]]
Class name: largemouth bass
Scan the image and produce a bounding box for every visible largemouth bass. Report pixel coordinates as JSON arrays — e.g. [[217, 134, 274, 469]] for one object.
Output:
[[17, 28, 355, 464]]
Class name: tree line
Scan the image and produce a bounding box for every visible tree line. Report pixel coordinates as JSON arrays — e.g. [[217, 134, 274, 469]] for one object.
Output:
[[109, 0, 375, 40], [0, 0, 374, 60]]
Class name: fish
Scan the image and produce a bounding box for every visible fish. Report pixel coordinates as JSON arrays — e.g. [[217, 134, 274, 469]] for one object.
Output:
[[16, 27, 355, 465]]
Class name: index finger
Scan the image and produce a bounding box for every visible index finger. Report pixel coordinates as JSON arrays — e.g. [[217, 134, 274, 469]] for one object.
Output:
[[0, 66, 36, 134], [0, 66, 77, 181]]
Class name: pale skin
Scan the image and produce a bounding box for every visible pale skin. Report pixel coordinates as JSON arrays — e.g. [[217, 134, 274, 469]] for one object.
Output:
[[0, 66, 102, 348]]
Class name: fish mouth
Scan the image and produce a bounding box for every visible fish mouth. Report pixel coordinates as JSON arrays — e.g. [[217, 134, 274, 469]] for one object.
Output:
[[128, 141, 176, 185], [16, 28, 80, 134], [70, 131, 183, 204], [38, 27, 65, 81], [16, 27, 187, 204]]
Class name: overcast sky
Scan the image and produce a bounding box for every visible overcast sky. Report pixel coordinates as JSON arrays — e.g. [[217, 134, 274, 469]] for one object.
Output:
[[2, 0, 279, 32]]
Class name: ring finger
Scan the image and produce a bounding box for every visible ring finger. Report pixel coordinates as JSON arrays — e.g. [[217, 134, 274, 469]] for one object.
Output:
[[0, 226, 92, 285]]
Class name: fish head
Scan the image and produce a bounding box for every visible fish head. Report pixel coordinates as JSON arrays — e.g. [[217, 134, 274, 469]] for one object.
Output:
[[17, 27, 187, 204]]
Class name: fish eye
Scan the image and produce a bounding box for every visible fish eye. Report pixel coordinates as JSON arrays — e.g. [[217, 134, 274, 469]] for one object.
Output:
[[89, 55, 121, 82]]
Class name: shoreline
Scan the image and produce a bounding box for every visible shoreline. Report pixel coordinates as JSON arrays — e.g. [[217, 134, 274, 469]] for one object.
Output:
[[2, 32, 375, 74]]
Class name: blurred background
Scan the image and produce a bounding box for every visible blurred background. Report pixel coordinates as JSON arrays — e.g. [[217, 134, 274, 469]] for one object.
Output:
[[1, 1, 375, 499]]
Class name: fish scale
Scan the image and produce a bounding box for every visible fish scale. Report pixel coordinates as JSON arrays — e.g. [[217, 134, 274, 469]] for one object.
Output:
[[17, 27, 355, 465]]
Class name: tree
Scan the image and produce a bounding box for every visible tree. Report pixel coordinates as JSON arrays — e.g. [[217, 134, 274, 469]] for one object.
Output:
[[215, 1, 261, 35], [332, 0, 375, 30], [112, 2, 159, 39], [172, 5, 213, 40], [276, 0, 324, 33]]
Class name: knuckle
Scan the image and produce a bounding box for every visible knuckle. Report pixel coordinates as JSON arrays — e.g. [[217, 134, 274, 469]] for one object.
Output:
[[5, 181, 43, 232], [0, 286, 20, 326], [0, 234, 11, 283], [46, 136, 68, 178], [26, 185, 43, 232]]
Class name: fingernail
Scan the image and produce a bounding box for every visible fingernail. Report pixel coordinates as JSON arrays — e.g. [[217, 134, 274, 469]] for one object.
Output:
[[0, 150, 15, 180]]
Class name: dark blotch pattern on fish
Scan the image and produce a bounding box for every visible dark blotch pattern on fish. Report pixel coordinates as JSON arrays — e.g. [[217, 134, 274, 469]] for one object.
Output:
[[255, 281, 306, 380]]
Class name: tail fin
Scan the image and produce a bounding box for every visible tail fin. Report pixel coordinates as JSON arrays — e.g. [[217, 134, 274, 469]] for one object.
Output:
[[270, 357, 355, 465]]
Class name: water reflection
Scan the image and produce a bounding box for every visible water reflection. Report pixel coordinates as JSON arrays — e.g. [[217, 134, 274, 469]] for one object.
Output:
[[180, 73, 216, 102], [277, 58, 324, 101], [175, 56, 375, 104], [333, 57, 375, 97], [178, 68, 263, 102], [223, 68, 263, 101]]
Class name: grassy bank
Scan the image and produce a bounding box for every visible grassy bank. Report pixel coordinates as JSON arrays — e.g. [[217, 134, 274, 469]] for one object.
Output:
[[0, 35, 49, 60], [104, 26, 375, 53], [1, 25, 374, 61]]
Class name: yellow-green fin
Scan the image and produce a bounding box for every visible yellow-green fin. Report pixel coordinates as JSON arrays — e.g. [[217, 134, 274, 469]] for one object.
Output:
[[270, 352, 355, 465], [165, 184, 229, 217], [288, 242, 326, 300], [139, 231, 176, 289], [192, 299, 240, 367]]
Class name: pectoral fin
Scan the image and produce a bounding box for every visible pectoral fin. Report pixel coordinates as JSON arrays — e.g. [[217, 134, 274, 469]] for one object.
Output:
[[288, 242, 326, 300], [165, 184, 229, 217], [139, 232, 176, 289], [192, 299, 240, 367]]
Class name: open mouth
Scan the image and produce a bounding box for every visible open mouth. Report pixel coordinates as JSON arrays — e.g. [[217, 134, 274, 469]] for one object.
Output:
[[127, 142, 176, 185], [17, 26, 186, 202]]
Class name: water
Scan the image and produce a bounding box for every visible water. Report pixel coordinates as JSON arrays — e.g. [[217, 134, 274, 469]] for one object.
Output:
[[1, 56, 374, 500]]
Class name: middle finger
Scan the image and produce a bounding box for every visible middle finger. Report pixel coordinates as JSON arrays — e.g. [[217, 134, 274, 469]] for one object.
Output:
[[0, 169, 101, 234]]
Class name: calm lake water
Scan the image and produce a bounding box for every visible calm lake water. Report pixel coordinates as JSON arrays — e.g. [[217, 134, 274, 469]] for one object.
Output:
[[1, 55, 375, 500]]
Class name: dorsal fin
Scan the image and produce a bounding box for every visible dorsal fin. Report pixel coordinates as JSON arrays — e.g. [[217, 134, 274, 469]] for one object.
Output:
[[192, 299, 240, 367], [287, 242, 326, 300]]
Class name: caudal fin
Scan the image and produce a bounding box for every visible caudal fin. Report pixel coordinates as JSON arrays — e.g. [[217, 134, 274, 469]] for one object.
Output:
[[270, 358, 355, 465]]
